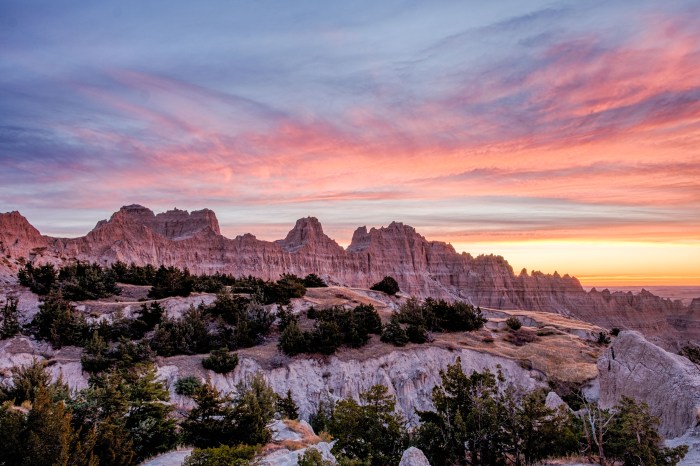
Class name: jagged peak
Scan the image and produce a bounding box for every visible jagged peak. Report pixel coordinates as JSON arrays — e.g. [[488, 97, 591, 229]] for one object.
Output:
[[277, 216, 340, 253]]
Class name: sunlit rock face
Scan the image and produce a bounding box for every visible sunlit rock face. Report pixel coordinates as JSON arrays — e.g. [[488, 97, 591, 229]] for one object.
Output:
[[0, 205, 695, 346]]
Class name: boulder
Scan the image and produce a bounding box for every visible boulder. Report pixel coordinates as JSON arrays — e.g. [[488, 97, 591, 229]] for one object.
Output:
[[399, 447, 430, 466]]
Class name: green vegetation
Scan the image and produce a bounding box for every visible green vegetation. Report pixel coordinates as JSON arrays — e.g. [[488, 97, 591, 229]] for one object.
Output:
[[396, 297, 487, 333], [20, 261, 315, 305], [0, 359, 177, 465], [505, 316, 522, 330], [31, 292, 89, 347], [19, 261, 119, 300], [328, 385, 408, 465], [176, 376, 204, 397], [0, 356, 685, 466], [278, 304, 382, 356], [0, 297, 20, 339], [276, 389, 299, 420], [302, 273, 328, 288], [181, 374, 277, 449], [381, 297, 486, 347], [370, 276, 400, 295], [298, 448, 334, 466], [183, 444, 259, 466], [380, 315, 409, 347], [202, 348, 239, 374]]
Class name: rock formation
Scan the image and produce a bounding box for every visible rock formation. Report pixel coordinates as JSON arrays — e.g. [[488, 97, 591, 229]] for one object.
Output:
[[399, 447, 431, 466], [0, 205, 696, 345], [598, 331, 700, 438]]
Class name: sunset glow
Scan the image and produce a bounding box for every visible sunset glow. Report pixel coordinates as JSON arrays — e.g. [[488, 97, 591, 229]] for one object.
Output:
[[1, 1, 699, 285]]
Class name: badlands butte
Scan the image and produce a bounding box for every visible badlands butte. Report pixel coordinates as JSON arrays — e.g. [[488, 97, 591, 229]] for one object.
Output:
[[1, 204, 698, 349], [1, 204, 700, 464]]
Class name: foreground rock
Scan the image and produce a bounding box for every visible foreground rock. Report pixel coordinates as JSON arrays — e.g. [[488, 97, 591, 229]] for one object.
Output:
[[598, 331, 700, 438], [399, 447, 431, 466]]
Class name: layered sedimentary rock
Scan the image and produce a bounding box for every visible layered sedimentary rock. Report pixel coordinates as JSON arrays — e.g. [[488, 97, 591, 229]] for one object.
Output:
[[598, 331, 700, 437], [161, 345, 542, 424], [0, 205, 695, 343]]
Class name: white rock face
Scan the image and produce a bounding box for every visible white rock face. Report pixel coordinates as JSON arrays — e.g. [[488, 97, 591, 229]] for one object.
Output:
[[399, 447, 431, 466], [0, 336, 88, 392], [598, 331, 700, 437], [159, 346, 542, 425], [545, 391, 568, 411]]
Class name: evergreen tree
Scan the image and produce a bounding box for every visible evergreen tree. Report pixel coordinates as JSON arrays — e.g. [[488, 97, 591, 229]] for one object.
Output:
[[370, 276, 400, 295], [276, 389, 299, 420], [182, 383, 234, 448], [122, 365, 178, 461], [31, 292, 88, 347], [380, 315, 409, 347], [328, 385, 408, 465], [302, 274, 328, 288], [0, 297, 20, 339], [228, 374, 278, 446], [606, 397, 688, 466], [310, 319, 342, 355], [81, 331, 112, 373]]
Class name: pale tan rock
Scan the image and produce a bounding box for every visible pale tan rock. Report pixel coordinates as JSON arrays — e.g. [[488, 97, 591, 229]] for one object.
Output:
[[399, 447, 430, 466], [598, 331, 700, 437]]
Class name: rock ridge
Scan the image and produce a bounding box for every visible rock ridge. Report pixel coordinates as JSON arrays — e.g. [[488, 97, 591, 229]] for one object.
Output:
[[0, 206, 695, 345]]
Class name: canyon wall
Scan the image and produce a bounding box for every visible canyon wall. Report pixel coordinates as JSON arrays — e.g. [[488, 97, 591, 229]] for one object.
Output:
[[1, 205, 695, 343]]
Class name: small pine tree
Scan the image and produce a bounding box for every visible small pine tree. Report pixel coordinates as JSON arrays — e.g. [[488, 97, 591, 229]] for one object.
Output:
[[202, 349, 239, 374], [0, 297, 20, 339], [277, 389, 299, 420], [381, 316, 409, 347], [278, 319, 309, 356]]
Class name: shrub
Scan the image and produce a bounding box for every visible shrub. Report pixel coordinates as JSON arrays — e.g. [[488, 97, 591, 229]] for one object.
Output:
[[278, 319, 309, 356], [611, 327, 620, 336], [396, 298, 486, 333], [311, 320, 342, 355], [31, 292, 89, 347], [148, 265, 194, 299], [183, 444, 259, 466], [504, 329, 538, 347], [406, 323, 428, 344], [381, 316, 409, 347], [505, 317, 522, 331], [202, 349, 239, 374], [303, 274, 328, 288], [18, 263, 57, 295], [597, 331, 611, 345], [57, 262, 120, 300], [370, 276, 400, 295], [176, 376, 203, 397], [298, 448, 334, 466]]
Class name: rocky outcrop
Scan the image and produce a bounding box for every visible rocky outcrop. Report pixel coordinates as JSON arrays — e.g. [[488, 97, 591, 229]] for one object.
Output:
[[399, 447, 431, 466], [598, 331, 700, 437], [261, 420, 336, 466], [0, 205, 695, 345], [159, 345, 542, 425]]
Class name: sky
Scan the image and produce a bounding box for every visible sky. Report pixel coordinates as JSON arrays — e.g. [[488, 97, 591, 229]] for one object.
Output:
[[1, 1, 699, 286]]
